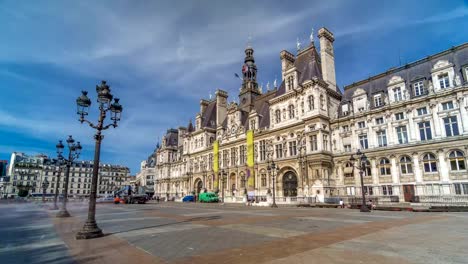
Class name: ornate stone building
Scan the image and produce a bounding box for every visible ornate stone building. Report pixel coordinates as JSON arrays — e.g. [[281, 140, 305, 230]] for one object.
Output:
[[145, 27, 468, 204]]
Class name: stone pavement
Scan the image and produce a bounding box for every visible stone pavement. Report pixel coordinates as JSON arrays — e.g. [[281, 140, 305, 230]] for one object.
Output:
[[1, 202, 468, 263]]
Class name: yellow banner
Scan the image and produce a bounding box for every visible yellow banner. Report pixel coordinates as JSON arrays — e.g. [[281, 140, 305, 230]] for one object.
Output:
[[246, 130, 255, 189]]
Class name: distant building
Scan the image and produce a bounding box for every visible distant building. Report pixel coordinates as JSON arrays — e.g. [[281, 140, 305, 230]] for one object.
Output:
[[0, 160, 7, 176], [5, 152, 132, 197]]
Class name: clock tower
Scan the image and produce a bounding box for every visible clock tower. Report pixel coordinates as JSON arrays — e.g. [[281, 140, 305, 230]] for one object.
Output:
[[238, 43, 261, 112]]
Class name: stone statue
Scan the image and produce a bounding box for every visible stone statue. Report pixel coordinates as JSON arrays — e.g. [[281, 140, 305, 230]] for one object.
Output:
[[296, 37, 301, 51], [404, 89, 410, 100], [384, 95, 389, 105], [266, 81, 270, 91], [274, 78, 277, 88], [428, 80, 434, 94], [310, 28, 314, 43], [455, 74, 462, 86]]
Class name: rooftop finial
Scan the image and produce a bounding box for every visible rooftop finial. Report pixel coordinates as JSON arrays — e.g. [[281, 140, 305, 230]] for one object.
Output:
[[310, 27, 314, 43], [296, 37, 301, 52], [266, 81, 270, 91], [247, 33, 252, 48], [209, 92, 212, 100], [274, 77, 277, 88], [259, 82, 263, 93]]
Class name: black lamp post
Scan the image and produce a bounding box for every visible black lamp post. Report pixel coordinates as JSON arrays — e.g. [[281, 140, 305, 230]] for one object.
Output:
[[56, 136, 82, 217], [267, 161, 279, 208], [42, 179, 49, 203], [51, 157, 62, 210], [350, 149, 370, 213], [75, 81, 123, 240], [221, 169, 227, 204]]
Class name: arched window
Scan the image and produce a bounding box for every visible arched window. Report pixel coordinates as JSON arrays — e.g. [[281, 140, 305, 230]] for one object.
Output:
[[308, 95, 314, 110], [320, 94, 325, 110], [400, 156, 413, 174], [423, 153, 438, 173], [275, 110, 281, 123], [261, 173, 267, 187], [364, 160, 372, 176], [449, 150, 466, 171], [240, 175, 246, 187], [379, 158, 391, 176], [344, 162, 354, 177], [288, 105, 295, 119]]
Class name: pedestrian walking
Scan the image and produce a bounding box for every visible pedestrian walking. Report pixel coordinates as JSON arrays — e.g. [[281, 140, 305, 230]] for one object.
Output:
[[339, 199, 344, 208]]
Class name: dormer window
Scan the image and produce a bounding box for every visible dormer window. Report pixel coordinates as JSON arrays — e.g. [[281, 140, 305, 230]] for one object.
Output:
[[341, 104, 349, 116], [393, 87, 402, 102], [288, 105, 295, 119], [250, 119, 256, 130], [374, 94, 383, 107], [287, 75, 294, 91], [275, 110, 281, 123], [439, 73, 450, 89], [308, 95, 314, 110], [413, 80, 425, 97], [376, 117, 384, 125]]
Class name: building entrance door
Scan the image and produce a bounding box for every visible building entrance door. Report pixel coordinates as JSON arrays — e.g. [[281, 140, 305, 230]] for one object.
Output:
[[403, 185, 415, 202], [195, 179, 203, 194], [283, 172, 298, 197]]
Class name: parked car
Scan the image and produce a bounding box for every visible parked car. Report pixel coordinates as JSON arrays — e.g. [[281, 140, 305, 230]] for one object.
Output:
[[199, 192, 219, 203], [182, 195, 195, 202]]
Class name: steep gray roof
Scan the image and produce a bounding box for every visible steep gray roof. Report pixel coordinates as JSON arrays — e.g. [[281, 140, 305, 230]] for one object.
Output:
[[201, 100, 217, 129], [342, 43, 468, 106]]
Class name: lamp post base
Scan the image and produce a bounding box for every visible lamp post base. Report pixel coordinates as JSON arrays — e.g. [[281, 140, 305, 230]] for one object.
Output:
[[56, 209, 71, 218], [360, 204, 370, 212], [76, 221, 104, 240], [271, 203, 278, 208], [50, 204, 59, 210]]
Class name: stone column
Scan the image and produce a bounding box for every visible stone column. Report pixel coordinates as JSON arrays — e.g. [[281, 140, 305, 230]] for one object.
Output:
[[370, 158, 379, 186], [406, 107, 417, 141], [437, 149, 449, 183], [413, 152, 422, 183], [457, 95, 468, 134], [386, 112, 394, 146], [430, 101, 442, 138], [367, 117, 375, 148], [390, 155, 399, 184]]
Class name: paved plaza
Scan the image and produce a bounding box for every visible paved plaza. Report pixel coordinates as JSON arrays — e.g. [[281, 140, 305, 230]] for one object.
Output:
[[0, 202, 467, 264]]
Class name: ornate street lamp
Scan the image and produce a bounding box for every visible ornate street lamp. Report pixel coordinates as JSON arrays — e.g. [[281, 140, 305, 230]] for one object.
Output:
[[42, 179, 49, 203], [75, 81, 123, 240], [349, 149, 370, 213], [56, 136, 82, 217], [221, 169, 227, 204], [267, 161, 280, 208]]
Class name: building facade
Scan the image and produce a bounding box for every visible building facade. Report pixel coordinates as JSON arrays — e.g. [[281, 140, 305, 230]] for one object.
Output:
[[4, 152, 132, 198], [145, 27, 468, 204]]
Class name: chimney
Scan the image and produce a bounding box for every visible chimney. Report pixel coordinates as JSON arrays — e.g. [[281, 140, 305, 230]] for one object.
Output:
[[200, 99, 209, 115], [318, 27, 337, 91], [215, 89, 228, 127], [280, 50, 295, 81]]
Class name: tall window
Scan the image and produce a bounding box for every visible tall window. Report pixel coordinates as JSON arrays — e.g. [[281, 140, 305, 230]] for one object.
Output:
[[358, 121, 366, 128], [323, 134, 329, 151], [239, 146, 246, 165], [250, 120, 256, 130], [259, 140, 266, 161], [240, 176, 246, 187], [261, 173, 267, 187], [230, 148, 237, 166], [320, 95, 325, 109], [344, 162, 353, 178], [223, 150, 229, 168], [439, 73, 450, 89], [288, 105, 295, 119], [308, 95, 314, 110], [359, 134, 368, 149], [376, 117, 384, 125], [396, 126, 408, 144], [400, 156, 413, 174], [275, 144, 283, 159], [413, 81, 425, 96], [310, 135, 318, 151], [423, 153, 437, 173], [449, 150, 466, 171], [418, 121, 432, 140], [379, 158, 391, 176], [444, 116, 459, 137], [382, 185, 393, 196], [374, 94, 383, 107], [344, 145, 351, 152], [364, 160, 372, 176], [393, 87, 402, 102], [288, 141, 297, 156], [377, 130, 387, 147], [275, 110, 281, 123]]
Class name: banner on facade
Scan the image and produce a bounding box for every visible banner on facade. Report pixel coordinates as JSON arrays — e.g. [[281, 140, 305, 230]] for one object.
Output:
[[213, 140, 219, 190], [246, 130, 255, 189]]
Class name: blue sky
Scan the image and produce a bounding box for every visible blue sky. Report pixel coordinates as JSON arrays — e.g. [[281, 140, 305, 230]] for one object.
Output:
[[0, 0, 467, 174]]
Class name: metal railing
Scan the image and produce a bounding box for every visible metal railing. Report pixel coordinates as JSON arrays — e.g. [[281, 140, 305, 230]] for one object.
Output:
[[414, 195, 468, 206]]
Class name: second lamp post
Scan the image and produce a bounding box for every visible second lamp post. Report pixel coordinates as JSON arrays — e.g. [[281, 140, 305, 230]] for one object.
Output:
[[349, 149, 370, 213], [267, 160, 279, 208], [56, 136, 82, 217]]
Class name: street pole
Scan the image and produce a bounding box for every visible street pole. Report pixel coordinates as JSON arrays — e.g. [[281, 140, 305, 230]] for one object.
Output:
[[75, 81, 122, 240], [359, 170, 369, 212]]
